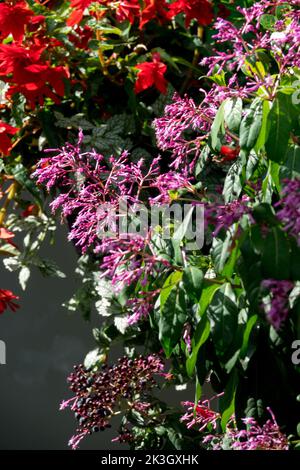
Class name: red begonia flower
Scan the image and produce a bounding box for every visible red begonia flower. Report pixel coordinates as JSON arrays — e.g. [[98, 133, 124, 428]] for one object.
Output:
[[139, 0, 171, 30], [169, 0, 214, 27], [134, 53, 167, 94], [67, 0, 94, 26], [116, 0, 140, 24], [0, 44, 69, 107], [0, 1, 35, 42], [0, 121, 19, 155]]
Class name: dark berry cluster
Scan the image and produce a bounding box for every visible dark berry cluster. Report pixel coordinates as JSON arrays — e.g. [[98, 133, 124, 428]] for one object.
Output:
[[61, 354, 164, 449]]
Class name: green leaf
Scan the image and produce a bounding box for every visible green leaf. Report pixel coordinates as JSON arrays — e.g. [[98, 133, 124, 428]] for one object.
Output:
[[198, 281, 222, 317], [220, 371, 238, 431], [239, 98, 263, 151], [290, 239, 300, 281], [160, 271, 183, 311], [12, 163, 43, 206], [265, 93, 292, 163], [222, 160, 242, 203], [186, 315, 210, 377], [159, 282, 187, 358], [240, 315, 258, 359], [212, 233, 233, 275], [262, 227, 290, 279], [207, 283, 239, 361], [279, 145, 300, 180], [224, 97, 243, 133], [254, 100, 271, 152], [182, 266, 203, 303], [252, 203, 278, 226], [173, 206, 194, 243], [210, 101, 226, 150], [260, 14, 276, 30]]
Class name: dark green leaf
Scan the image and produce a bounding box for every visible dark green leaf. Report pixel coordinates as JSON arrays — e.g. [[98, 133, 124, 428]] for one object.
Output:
[[159, 283, 187, 358], [240, 99, 263, 152], [262, 227, 290, 279], [186, 315, 210, 377], [265, 94, 292, 163], [182, 266, 203, 303]]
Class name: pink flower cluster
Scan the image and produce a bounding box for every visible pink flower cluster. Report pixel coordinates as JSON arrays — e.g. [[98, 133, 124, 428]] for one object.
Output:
[[261, 279, 294, 330], [202, 0, 300, 87], [182, 398, 288, 450], [276, 179, 300, 245], [33, 131, 190, 323]]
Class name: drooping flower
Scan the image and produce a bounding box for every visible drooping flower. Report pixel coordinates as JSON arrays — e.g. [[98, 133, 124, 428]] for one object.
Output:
[[169, 0, 214, 27], [0, 1, 37, 42], [0, 121, 19, 155], [134, 53, 168, 94], [0, 289, 19, 314], [61, 354, 164, 449], [261, 279, 294, 330]]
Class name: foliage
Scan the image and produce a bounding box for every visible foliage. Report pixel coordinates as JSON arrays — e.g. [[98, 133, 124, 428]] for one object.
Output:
[[0, 0, 300, 451]]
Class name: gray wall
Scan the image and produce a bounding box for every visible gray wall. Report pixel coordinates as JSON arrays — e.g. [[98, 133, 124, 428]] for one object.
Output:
[[0, 226, 121, 450], [0, 226, 196, 450]]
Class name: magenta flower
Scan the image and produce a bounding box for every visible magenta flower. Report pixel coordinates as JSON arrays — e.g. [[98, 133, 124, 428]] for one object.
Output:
[[276, 179, 300, 245], [261, 279, 294, 330]]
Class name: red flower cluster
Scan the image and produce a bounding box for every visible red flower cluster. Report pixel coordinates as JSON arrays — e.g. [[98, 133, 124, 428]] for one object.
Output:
[[67, 0, 214, 29], [0, 44, 69, 108], [67, 0, 94, 26], [0, 121, 19, 155], [0, 289, 19, 314], [169, 0, 214, 27], [134, 53, 167, 94], [0, 1, 43, 42], [139, 0, 172, 29]]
